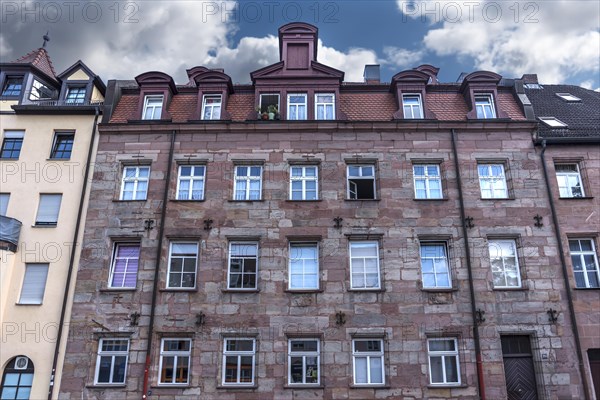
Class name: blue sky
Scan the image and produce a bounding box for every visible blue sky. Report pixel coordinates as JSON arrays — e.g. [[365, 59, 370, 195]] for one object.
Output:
[[1, 1, 599, 88]]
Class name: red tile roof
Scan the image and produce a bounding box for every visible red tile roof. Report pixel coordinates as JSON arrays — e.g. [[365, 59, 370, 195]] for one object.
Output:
[[339, 93, 397, 120], [497, 91, 526, 120], [169, 95, 196, 122], [11, 48, 58, 82], [227, 94, 255, 121], [427, 92, 469, 120], [109, 95, 138, 123]]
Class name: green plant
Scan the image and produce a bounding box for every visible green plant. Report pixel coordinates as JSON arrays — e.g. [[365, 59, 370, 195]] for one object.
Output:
[[267, 104, 278, 114]]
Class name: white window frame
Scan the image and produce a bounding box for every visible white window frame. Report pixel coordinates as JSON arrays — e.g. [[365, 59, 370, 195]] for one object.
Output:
[[556, 93, 581, 102], [18, 263, 49, 304], [569, 239, 600, 289], [413, 164, 442, 199], [108, 243, 140, 289], [478, 163, 508, 199], [555, 163, 585, 198], [158, 338, 191, 385], [315, 93, 335, 120], [94, 338, 129, 385], [289, 243, 319, 290], [29, 79, 53, 101], [167, 242, 198, 289], [233, 165, 262, 201], [0, 193, 9, 216], [289, 165, 318, 200], [420, 242, 452, 289], [288, 339, 320, 385], [120, 166, 150, 201], [402, 94, 424, 119], [35, 194, 62, 226], [349, 241, 381, 290], [142, 95, 163, 120], [427, 338, 461, 386], [539, 117, 568, 128], [488, 239, 522, 288], [259, 93, 280, 113], [474, 94, 496, 119], [227, 242, 259, 290], [352, 339, 385, 385], [176, 165, 205, 200], [347, 164, 376, 200], [201, 94, 222, 120], [222, 338, 256, 386], [287, 93, 307, 120]]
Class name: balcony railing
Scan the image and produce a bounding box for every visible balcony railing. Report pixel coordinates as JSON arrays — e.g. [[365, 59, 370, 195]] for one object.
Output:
[[27, 99, 104, 107], [0, 215, 22, 253]]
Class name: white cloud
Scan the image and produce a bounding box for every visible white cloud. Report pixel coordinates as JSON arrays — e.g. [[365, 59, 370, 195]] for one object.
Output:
[[381, 47, 424, 69], [397, 0, 600, 83], [317, 40, 378, 82]]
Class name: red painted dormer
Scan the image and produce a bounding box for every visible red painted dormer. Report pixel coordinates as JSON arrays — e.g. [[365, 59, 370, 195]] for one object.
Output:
[[134, 71, 177, 121], [391, 65, 439, 120], [186, 66, 233, 121], [460, 71, 509, 120], [250, 22, 345, 121]]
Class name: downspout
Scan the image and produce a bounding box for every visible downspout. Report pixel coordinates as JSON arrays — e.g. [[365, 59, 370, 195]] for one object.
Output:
[[539, 140, 590, 400], [142, 130, 176, 399], [451, 128, 486, 400], [48, 107, 100, 400]]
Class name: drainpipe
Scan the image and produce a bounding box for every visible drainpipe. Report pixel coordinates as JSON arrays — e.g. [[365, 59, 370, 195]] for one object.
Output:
[[539, 140, 590, 400], [141, 130, 176, 399], [47, 107, 100, 400], [451, 128, 486, 400]]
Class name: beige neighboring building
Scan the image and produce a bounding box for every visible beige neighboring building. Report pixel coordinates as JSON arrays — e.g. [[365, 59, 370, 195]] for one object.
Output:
[[0, 47, 104, 400]]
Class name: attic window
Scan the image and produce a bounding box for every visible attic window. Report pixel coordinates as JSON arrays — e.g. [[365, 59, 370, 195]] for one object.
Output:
[[259, 94, 279, 114], [474, 95, 496, 119], [539, 117, 568, 128], [2, 77, 23, 97], [524, 83, 542, 89], [29, 80, 54, 101], [556, 93, 581, 102], [65, 87, 87, 104]]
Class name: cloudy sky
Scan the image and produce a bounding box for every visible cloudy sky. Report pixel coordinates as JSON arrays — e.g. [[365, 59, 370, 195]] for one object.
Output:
[[1, 1, 599, 88]]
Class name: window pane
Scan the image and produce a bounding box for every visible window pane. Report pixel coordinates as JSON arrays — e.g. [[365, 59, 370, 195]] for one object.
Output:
[[354, 357, 367, 383], [444, 356, 458, 382], [430, 356, 444, 383], [370, 357, 383, 383], [19, 264, 49, 304]]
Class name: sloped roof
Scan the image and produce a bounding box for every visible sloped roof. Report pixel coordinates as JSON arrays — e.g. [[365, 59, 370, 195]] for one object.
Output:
[[10, 47, 58, 82], [525, 84, 600, 138]]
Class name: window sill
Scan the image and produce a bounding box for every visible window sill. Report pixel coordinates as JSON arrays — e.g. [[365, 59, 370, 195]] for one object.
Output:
[[0, 157, 19, 160], [492, 286, 528, 291], [413, 198, 448, 201], [574, 287, 600, 291], [47, 158, 72, 161], [427, 384, 467, 389], [151, 384, 190, 388], [344, 199, 381, 202], [170, 199, 206, 202], [420, 287, 457, 293], [159, 287, 198, 292], [559, 196, 594, 200], [348, 288, 386, 293], [216, 384, 258, 390], [221, 289, 260, 293], [227, 199, 264, 203], [15, 302, 42, 306], [284, 384, 324, 389], [285, 289, 323, 294], [479, 197, 515, 201], [285, 200, 322, 202], [32, 224, 57, 228], [86, 384, 126, 389], [99, 287, 137, 292], [350, 384, 391, 389]]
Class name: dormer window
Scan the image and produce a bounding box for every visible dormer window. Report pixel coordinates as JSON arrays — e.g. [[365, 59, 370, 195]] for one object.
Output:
[[402, 94, 424, 119], [259, 94, 279, 114], [474, 95, 496, 119], [29, 79, 53, 101], [287, 94, 307, 120], [142, 95, 164, 120], [556, 93, 581, 102], [201, 95, 222, 120], [315, 94, 335, 120], [65, 87, 87, 104], [539, 117, 568, 128], [2, 76, 23, 97]]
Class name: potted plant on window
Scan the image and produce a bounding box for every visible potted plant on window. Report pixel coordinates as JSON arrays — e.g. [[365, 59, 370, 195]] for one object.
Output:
[[267, 104, 278, 120]]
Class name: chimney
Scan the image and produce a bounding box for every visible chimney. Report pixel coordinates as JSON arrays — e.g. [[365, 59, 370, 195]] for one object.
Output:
[[521, 74, 538, 84], [363, 65, 380, 84]]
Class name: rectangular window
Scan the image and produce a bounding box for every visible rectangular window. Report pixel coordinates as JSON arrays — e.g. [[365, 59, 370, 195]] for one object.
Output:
[[18, 264, 49, 304], [0, 193, 9, 216], [50, 133, 75, 159], [420, 242, 451, 289], [288, 339, 320, 385], [142, 95, 163, 120], [2, 77, 23, 96], [176, 165, 205, 200], [428, 338, 460, 385], [228, 242, 259, 290], [65, 87, 86, 104], [223, 338, 255, 385], [1, 131, 24, 159], [287, 93, 307, 120], [488, 240, 521, 288], [569, 239, 600, 288], [539, 117, 568, 128], [259, 94, 279, 113], [35, 194, 62, 226], [347, 165, 376, 200], [234, 165, 262, 200], [159, 339, 191, 385], [478, 163, 508, 199], [352, 339, 384, 385], [349, 241, 381, 290], [315, 94, 335, 120], [29, 79, 53, 101], [120, 166, 150, 200], [95, 339, 129, 385], [555, 164, 584, 198], [202, 94, 222, 120], [413, 164, 442, 199], [108, 243, 140, 289], [474, 95, 496, 119], [402, 94, 424, 119], [289, 243, 319, 290], [290, 166, 318, 200], [167, 242, 198, 289]]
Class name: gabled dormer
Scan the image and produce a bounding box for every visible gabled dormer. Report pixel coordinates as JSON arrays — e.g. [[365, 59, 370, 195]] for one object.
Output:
[[134, 72, 177, 121], [391, 65, 439, 120], [249, 22, 345, 121], [57, 60, 105, 106], [186, 66, 233, 121], [460, 71, 508, 119]]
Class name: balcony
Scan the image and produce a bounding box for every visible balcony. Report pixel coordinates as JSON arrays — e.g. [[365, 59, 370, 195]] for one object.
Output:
[[0, 215, 22, 252]]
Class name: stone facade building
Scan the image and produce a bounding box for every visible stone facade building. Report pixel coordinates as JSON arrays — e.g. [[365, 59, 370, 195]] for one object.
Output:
[[56, 23, 599, 399]]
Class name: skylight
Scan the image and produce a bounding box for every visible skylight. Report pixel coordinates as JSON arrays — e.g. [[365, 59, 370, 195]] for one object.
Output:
[[539, 117, 568, 128], [556, 93, 581, 102]]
